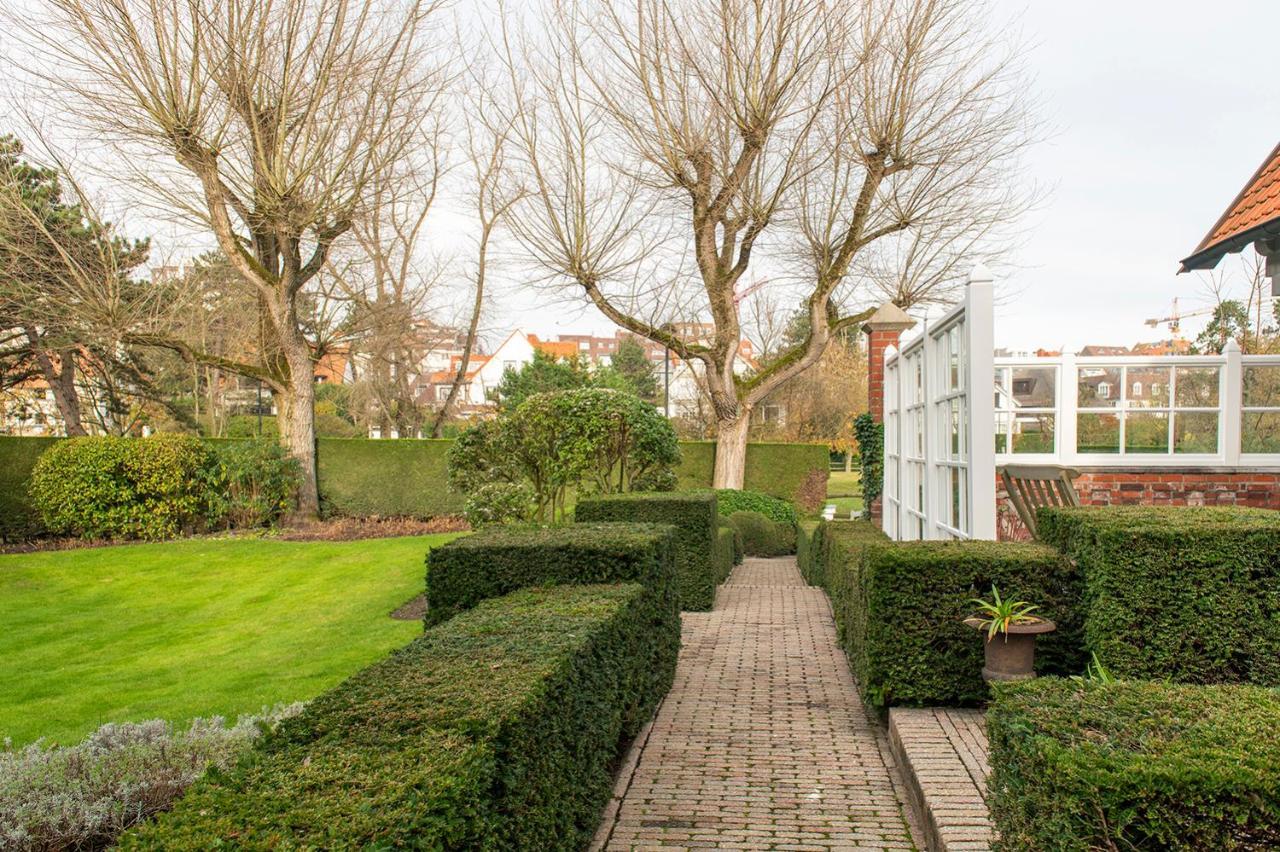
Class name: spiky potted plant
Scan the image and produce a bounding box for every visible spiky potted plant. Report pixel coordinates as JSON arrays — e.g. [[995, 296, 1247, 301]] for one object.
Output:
[[964, 586, 1056, 682]]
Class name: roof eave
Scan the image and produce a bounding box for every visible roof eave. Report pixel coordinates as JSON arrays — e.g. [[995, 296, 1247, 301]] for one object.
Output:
[[1178, 217, 1280, 273]]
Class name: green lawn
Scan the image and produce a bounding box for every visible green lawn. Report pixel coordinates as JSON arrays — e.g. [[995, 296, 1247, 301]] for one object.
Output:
[[0, 534, 460, 746], [825, 469, 864, 517]]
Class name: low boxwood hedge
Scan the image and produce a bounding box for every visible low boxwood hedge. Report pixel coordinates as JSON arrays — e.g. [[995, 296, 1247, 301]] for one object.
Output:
[[0, 436, 57, 542], [121, 583, 675, 850], [714, 489, 799, 525], [714, 524, 737, 582], [575, 492, 720, 611], [800, 519, 887, 590], [988, 678, 1280, 851], [826, 529, 1082, 707], [726, 510, 796, 557], [1039, 505, 1280, 685], [425, 522, 677, 627]]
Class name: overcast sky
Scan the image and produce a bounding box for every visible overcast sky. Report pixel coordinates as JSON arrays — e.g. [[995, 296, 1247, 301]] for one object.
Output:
[[981, 0, 1280, 352], [7, 0, 1277, 354], [488, 0, 1280, 352]]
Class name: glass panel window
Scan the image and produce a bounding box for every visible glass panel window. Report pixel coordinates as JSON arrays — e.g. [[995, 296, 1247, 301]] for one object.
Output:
[[1079, 367, 1121, 407], [1012, 414, 1055, 453], [1175, 367, 1220, 407], [1011, 367, 1055, 407], [1243, 412, 1280, 454], [1125, 412, 1169, 453], [1174, 412, 1219, 454], [1078, 412, 1120, 453], [1243, 366, 1280, 407], [1126, 367, 1170, 408]]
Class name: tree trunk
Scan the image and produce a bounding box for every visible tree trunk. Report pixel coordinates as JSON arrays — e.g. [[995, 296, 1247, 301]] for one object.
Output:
[[712, 412, 751, 489], [278, 335, 321, 519], [26, 330, 87, 437]]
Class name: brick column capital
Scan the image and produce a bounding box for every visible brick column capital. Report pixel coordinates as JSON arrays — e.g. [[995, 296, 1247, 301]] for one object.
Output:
[[863, 302, 916, 425]]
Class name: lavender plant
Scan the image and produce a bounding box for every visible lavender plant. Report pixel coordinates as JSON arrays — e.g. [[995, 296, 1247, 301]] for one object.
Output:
[[1, 704, 302, 851]]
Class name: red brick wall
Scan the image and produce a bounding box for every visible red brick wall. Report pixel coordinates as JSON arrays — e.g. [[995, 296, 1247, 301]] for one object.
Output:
[[866, 328, 904, 424], [997, 469, 1280, 540]]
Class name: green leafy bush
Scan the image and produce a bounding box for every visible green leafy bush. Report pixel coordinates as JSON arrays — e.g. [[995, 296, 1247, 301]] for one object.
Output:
[[1, 705, 302, 851], [205, 439, 300, 528], [30, 435, 216, 541], [988, 678, 1280, 851], [796, 520, 821, 584], [714, 489, 799, 525], [714, 524, 737, 582], [852, 414, 882, 519], [1038, 505, 1280, 684], [726, 510, 796, 556], [462, 481, 533, 528], [121, 584, 677, 851], [674, 442, 829, 511], [824, 526, 1082, 706], [575, 492, 720, 611], [0, 436, 57, 542], [449, 388, 680, 523], [424, 523, 677, 631]]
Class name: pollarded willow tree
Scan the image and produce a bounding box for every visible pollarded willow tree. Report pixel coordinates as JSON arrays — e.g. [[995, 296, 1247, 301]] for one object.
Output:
[[502, 0, 1034, 487], [20, 0, 448, 516]]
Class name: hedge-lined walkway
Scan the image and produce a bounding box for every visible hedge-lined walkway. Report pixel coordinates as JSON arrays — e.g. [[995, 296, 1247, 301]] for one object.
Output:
[[594, 557, 920, 850]]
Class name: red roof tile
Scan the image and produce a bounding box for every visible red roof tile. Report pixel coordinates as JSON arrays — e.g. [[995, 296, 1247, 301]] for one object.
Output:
[[1181, 141, 1280, 271]]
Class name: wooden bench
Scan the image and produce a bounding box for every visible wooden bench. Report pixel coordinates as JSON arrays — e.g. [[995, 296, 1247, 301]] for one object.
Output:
[[998, 464, 1081, 539]]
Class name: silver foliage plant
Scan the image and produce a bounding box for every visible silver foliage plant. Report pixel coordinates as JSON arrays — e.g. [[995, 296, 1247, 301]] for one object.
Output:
[[0, 704, 303, 851]]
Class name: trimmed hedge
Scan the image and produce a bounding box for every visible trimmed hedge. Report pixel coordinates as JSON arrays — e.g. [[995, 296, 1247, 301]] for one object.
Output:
[[714, 489, 799, 526], [726, 510, 795, 557], [675, 441, 829, 510], [121, 583, 675, 850], [796, 520, 821, 584], [988, 678, 1280, 851], [824, 525, 1083, 706], [316, 437, 462, 518], [424, 523, 677, 629], [575, 492, 720, 611], [799, 519, 888, 590], [1039, 505, 1280, 684], [715, 524, 737, 582], [0, 436, 58, 542]]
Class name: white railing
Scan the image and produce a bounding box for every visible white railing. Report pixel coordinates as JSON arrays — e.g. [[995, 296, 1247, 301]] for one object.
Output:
[[883, 267, 997, 541], [994, 343, 1280, 468]]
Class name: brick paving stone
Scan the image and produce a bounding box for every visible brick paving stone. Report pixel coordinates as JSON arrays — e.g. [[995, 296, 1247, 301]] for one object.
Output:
[[593, 557, 920, 851], [888, 708, 993, 852]]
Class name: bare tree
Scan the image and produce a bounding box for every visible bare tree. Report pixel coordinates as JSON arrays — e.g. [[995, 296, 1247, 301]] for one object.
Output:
[[18, 0, 447, 516], [501, 0, 1033, 486], [431, 65, 525, 437]]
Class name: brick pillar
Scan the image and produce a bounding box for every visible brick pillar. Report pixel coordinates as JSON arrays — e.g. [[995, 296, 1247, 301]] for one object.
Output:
[[862, 302, 915, 524]]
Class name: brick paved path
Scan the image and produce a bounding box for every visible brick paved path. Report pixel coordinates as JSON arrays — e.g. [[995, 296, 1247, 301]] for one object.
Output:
[[594, 557, 920, 851]]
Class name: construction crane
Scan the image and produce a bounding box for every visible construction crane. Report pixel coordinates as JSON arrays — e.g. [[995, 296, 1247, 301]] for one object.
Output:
[[1144, 297, 1217, 335]]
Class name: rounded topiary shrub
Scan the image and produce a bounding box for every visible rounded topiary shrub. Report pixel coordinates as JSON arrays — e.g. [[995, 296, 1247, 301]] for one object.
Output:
[[715, 489, 798, 526], [31, 434, 216, 541], [727, 510, 796, 557]]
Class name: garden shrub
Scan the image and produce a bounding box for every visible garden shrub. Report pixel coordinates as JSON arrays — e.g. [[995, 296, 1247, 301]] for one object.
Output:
[[674, 441, 829, 510], [799, 519, 886, 590], [205, 439, 300, 528], [1039, 505, 1280, 684], [575, 491, 720, 611], [796, 520, 821, 584], [714, 524, 737, 582], [424, 523, 677, 633], [0, 436, 57, 543], [121, 583, 677, 851], [317, 437, 462, 519], [714, 489, 799, 526], [726, 510, 795, 557], [449, 388, 680, 523], [988, 678, 1280, 851], [30, 434, 216, 541], [825, 528, 1083, 706], [0, 704, 302, 851]]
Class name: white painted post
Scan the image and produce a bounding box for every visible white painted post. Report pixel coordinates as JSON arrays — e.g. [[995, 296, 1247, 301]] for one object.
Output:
[[965, 265, 997, 540], [1223, 339, 1243, 466], [883, 344, 900, 538], [1060, 353, 1078, 466], [921, 320, 935, 539]]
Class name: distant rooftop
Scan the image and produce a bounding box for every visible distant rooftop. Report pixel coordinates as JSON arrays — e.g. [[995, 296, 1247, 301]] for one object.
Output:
[[1180, 141, 1280, 272]]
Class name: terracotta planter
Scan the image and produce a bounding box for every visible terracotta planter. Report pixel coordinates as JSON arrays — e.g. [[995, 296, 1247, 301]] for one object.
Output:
[[964, 617, 1056, 683]]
